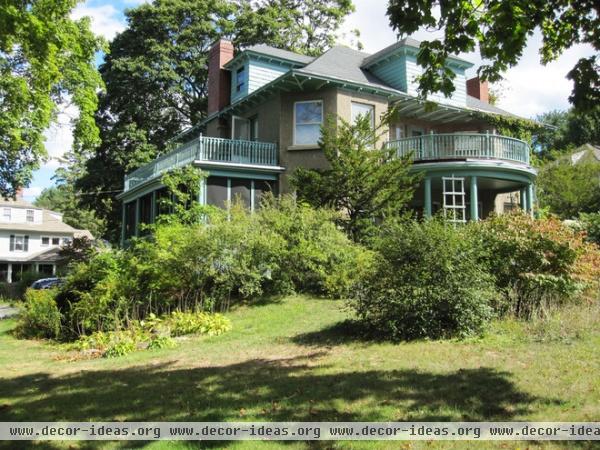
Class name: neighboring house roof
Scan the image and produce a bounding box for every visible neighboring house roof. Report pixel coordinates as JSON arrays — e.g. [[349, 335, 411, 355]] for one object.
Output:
[[295, 46, 398, 92], [568, 144, 600, 164], [0, 197, 89, 235], [4, 247, 63, 263]]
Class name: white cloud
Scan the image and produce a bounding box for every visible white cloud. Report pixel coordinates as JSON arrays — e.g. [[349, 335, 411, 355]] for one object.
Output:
[[72, 3, 126, 40], [340, 0, 596, 118]]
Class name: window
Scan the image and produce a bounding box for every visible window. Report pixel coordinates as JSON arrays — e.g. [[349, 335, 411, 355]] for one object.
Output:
[[41, 236, 50, 246], [294, 100, 323, 145], [10, 235, 28, 252], [232, 116, 251, 140], [250, 116, 259, 141], [351, 102, 375, 128], [51, 237, 60, 246], [2, 208, 10, 221], [236, 66, 245, 92], [63, 237, 72, 245], [395, 126, 404, 140], [26, 209, 34, 222]]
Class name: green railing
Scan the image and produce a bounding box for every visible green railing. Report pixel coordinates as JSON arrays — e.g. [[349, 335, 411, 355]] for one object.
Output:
[[124, 135, 278, 191], [387, 133, 531, 165]]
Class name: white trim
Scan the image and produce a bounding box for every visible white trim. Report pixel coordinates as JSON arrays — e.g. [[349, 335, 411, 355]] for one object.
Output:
[[293, 100, 323, 146]]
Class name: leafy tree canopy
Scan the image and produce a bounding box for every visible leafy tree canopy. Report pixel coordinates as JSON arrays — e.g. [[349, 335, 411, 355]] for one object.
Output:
[[0, 0, 104, 197], [34, 184, 106, 238], [534, 107, 600, 159], [68, 0, 355, 242], [291, 113, 419, 242], [537, 161, 600, 219], [386, 0, 599, 111]]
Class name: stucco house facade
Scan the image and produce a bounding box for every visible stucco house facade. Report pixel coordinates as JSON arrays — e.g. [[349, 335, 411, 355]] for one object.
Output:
[[118, 37, 536, 240], [0, 193, 92, 283]]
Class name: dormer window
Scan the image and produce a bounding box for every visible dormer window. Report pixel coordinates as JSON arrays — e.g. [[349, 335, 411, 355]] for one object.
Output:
[[236, 66, 245, 92], [26, 209, 34, 222], [2, 208, 10, 221]]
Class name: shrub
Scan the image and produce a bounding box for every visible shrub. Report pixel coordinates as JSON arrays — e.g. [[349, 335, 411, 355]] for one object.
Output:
[[167, 311, 231, 336], [257, 195, 374, 297], [15, 289, 62, 339], [351, 219, 496, 340], [473, 212, 600, 319], [579, 212, 600, 245]]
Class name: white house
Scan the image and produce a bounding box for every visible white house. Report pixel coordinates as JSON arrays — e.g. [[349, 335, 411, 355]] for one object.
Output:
[[0, 193, 92, 283]]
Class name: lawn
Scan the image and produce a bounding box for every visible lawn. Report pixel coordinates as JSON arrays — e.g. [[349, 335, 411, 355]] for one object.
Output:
[[0, 296, 599, 449]]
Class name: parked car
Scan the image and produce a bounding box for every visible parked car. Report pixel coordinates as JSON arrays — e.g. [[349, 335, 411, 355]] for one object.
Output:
[[30, 278, 63, 290]]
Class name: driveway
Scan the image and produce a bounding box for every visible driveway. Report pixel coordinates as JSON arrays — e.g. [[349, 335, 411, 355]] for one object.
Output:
[[0, 305, 19, 319]]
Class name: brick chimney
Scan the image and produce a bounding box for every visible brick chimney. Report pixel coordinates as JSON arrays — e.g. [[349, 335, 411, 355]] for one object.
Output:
[[466, 77, 489, 103], [208, 39, 234, 115], [15, 187, 24, 199]]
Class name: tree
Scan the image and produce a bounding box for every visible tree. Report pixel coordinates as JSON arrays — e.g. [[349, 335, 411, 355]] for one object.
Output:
[[291, 114, 419, 242], [537, 161, 600, 219], [0, 0, 104, 197], [534, 107, 600, 159], [68, 0, 355, 242], [34, 185, 105, 237], [386, 0, 599, 111]]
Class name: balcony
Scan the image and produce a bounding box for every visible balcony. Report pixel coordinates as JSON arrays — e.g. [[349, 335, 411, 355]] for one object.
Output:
[[124, 136, 279, 191], [387, 133, 531, 166]]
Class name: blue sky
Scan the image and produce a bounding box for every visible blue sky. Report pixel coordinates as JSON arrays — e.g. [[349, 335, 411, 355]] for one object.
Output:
[[23, 0, 597, 202]]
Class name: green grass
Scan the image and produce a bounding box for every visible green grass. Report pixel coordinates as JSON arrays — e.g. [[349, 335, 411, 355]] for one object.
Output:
[[0, 295, 599, 449]]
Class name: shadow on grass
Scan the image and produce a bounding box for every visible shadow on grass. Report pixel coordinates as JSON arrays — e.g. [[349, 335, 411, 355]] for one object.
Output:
[[291, 320, 377, 347], [0, 353, 561, 426]]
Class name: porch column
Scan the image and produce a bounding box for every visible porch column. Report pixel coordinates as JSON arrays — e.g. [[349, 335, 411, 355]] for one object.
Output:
[[470, 176, 479, 221], [7, 263, 12, 284], [134, 197, 140, 237], [120, 202, 126, 247], [527, 183, 535, 217], [424, 177, 432, 218], [520, 187, 527, 210]]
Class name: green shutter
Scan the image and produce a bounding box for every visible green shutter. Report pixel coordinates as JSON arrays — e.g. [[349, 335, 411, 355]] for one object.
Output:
[[9, 235, 14, 251]]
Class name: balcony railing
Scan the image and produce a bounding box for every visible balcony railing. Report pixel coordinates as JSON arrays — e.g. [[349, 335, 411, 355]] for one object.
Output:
[[124, 136, 278, 191], [387, 133, 530, 165]]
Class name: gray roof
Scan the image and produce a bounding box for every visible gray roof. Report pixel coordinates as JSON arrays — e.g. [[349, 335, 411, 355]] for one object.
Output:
[[0, 210, 79, 234], [244, 44, 315, 65], [296, 46, 399, 93], [466, 95, 515, 117], [362, 37, 473, 68], [1, 247, 62, 263]]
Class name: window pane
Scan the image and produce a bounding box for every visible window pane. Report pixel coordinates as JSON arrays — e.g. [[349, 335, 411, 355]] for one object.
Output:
[[41, 237, 49, 246], [295, 124, 321, 145], [52, 237, 60, 245], [231, 179, 251, 209], [26, 210, 34, 222], [233, 117, 250, 140], [206, 176, 228, 209], [351, 103, 374, 126], [15, 236, 23, 251], [295, 101, 322, 124]]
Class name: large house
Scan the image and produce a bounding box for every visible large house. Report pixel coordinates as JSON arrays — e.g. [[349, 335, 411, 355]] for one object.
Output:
[[118, 37, 537, 240], [0, 193, 92, 283]]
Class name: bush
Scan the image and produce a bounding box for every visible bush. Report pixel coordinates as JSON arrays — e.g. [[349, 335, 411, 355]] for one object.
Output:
[[15, 289, 62, 339], [51, 196, 369, 339], [167, 311, 231, 337], [473, 212, 600, 319], [579, 212, 600, 245], [351, 219, 496, 340]]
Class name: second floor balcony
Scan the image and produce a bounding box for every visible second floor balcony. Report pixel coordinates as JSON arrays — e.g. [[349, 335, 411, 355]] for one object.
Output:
[[387, 133, 531, 166], [124, 136, 279, 191]]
